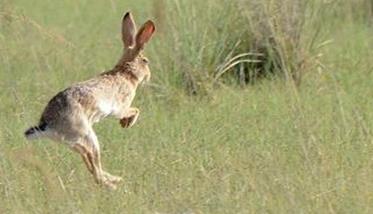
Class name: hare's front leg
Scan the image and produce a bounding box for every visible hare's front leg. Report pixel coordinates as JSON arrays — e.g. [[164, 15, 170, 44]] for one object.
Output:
[[119, 107, 140, 128]]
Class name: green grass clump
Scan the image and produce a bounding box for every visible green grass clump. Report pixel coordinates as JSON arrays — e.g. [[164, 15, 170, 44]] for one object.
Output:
[[150, 0, 326, 94], [1, 0, 373, 213]]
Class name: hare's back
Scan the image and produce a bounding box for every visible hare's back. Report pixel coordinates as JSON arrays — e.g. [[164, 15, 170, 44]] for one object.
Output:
[[41, 87, 95, 127]]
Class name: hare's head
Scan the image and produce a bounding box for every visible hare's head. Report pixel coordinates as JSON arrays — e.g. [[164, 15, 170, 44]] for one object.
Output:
[[119, 12, 155, 83]]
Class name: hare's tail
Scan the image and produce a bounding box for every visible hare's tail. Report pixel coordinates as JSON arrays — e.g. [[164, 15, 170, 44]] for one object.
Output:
[[24, 122, 48, 140]]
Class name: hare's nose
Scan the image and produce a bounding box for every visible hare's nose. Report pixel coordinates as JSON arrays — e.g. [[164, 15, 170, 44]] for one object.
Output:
[[142, 58, 149, 64]]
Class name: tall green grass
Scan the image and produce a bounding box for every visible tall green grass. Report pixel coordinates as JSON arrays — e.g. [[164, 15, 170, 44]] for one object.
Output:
[[1, 0, 373, 213], [149, 0, 331, 94]]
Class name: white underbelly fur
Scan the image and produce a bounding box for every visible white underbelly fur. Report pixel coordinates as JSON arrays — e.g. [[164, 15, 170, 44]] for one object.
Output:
[[95, 99, 131, 122]]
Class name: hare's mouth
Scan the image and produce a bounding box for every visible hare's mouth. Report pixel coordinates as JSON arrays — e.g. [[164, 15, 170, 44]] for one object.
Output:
[[142, 74, 151, 84]]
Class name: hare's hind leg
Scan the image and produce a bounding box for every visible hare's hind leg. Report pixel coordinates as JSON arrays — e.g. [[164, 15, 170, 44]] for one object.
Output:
[[70, 131, 120, 189], [71, 140, 105, 185], [84, 129, 122, 188], [72, 143, 94, 174]]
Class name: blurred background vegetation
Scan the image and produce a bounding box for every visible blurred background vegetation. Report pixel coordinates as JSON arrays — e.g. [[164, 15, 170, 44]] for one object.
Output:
[[1, 0, 373, 213]]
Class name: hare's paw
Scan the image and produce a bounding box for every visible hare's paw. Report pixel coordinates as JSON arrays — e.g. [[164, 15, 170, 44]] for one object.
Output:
[[102, 179, 118, 190], [120, 117, 130, 128], [103, 171, 123, 184], [120, 116, 135, 128], [120, 108, 140, 128], [100, 173, 122, 190]]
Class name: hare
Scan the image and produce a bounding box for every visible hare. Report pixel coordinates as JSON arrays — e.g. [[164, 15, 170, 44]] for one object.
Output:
[[24, 12, 155, 190]]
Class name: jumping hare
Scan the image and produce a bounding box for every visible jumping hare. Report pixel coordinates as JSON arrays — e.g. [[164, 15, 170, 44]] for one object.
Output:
[[24, 12, 155, 190]]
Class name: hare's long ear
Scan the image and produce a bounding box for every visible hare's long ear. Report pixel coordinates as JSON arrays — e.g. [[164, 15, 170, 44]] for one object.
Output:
[[135, 20, 155, 50], [122, 12, 137, 48]]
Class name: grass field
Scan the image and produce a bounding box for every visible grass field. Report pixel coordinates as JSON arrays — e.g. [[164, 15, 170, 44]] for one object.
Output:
[[1, 0, 373, 213]]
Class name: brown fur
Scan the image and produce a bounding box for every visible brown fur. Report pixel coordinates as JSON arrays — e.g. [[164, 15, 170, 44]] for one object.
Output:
[[24, 12, 155, 190]]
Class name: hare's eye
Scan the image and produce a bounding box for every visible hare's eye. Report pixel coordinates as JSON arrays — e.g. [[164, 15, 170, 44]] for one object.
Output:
[[142, 58, 149, 64]]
